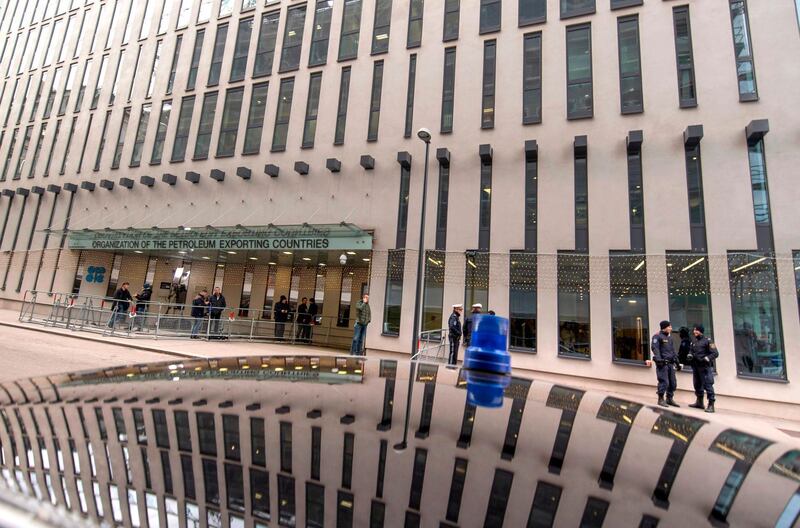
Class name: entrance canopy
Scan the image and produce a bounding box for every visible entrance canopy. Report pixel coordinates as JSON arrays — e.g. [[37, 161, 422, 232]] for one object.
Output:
[[65, 223, 372, 253]]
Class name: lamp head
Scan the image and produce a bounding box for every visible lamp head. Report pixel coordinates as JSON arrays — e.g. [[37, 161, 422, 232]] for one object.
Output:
[[417, 127, 431, 143]]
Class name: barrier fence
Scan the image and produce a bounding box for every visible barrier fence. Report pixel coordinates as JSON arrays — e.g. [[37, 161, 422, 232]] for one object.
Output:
[[18, 290, 359, 349]]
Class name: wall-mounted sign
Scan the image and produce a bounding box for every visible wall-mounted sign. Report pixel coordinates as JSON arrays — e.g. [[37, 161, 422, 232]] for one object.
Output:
[[67, 225, 373, 252], [84, 266, 106, 283]]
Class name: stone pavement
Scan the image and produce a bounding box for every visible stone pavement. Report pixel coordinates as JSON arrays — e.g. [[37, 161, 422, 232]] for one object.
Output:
[[1, 308, 798, 440]]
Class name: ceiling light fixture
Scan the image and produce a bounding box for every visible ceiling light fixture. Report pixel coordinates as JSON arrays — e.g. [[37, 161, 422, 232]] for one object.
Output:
[[681, 257, 705, 272]]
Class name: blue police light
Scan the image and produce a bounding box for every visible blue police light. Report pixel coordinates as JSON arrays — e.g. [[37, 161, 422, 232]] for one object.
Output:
[[463, 314, 511, 408]]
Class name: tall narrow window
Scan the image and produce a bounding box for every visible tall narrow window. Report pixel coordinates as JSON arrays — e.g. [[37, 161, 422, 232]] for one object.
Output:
[[59, 117, 77, 175], [667, 253, 713, 342], [728, 253, 785, 380], [146, 40, 162, 99], [561, 0, 595, 19], [29, 72, 49, 122], [407, 0, 424, 48], [523, 32, 542, 124], [130, 103, 152, 166], [42, 119, 61, 177], [510, 252, 536, 351], [0, 128, 17, 181], [176, 0, 192, 29], [443, 0, 459, 41], [308, 0, 333, 67], [441, 48, 456, 133], [279, 5, 306, 73], [94, 110, 112, 171], [610, 253, 649, 363], [58, 16, 74, 63], [271, 78, 294, 152], [43, 67, 62, 119], [139, 0, 157, 40], [617, 16, 643, 114], [166, 35, 183, 95], [404, 54, 417, 138], [464, 251, 489, 310], [339, 0, 363, 61], [566, 24, 593, 119], [484, 470, 514, 526], [383, 250, 405, 336], [187, 30, 205, 91], [334, 67, 351, 145], [104, 1, 119, 50], [108, 51, 125, 106], [367, 61, 384, 141], [171, 96, 195, 162], [372, 0, 392, 54], [158, 0, 173, 34], [673, 6, 697, 108], [229, 18, 253, 82], [242, 82, 268, 154], [216, 87, 243, 157], [729, 1, 758, 101], [76, 113, 95, 173], [127, 46, 143, 103], [302, 73, 322, 148], [194, 91, 218, 159], [480, 0, 501, 34], [111, 107, 130, 169], [73, 10, 89, 58], [13, 126, 33, 180], [253, 11, 280, 77], [311, 429, 321, 480], [746, 125, 773, 251], [219, 0, 234, 17], [422, 251, 445, 331], [90, 55, 109, 110], [26, 123, 47, 178], [208, 24, 228, 86], [478, 147, 492, 250], [121, 2, 135, 44], [520, 0, 547, 26], [197, 0, 213, 24], [557, 252, 590, 358], [481, 40, 496, 129], [16, 75, 33, 126]]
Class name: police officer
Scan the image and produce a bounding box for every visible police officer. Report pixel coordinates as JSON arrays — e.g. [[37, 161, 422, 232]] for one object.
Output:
[[463, 303, 482, 347], [687, 324, 718, 413], [447, 304, 463, 366], [651, 320, 680, 407]]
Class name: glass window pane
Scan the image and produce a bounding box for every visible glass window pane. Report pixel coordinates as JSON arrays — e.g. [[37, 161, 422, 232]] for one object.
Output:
[[243, 82, 269, 154], [253, 12, 280, 77], [217, 88, 244, 157], [510, 253, 536, 351], [334, 67, 351, 145], [422, 251, 445, 331], [271, 78, 294, 152], [372, 0, 392, 54], [309, 1, 333, 66], [558, 252, 590, 358], [383, 250, 405, 335], [464, 251, 489, 311], [367, 61, 384, 141], [230, 18, 254, 82], [302, 73, 323, 148], [338, 0, 363, 61], [610, 254, 649, 362], [208, 24, 229, 86], [194, 91, 218, 159], [279, 6, 306, 73], [480, 0, 501, 33], [407, 0, 424, 48], [561, 0, 595, 19]]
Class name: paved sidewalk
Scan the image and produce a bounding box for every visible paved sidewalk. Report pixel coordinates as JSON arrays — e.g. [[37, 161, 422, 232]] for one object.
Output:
[[2, 308, 799, 439]]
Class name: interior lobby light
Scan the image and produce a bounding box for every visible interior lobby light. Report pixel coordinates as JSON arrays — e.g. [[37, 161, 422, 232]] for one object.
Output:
[[681, 257, 705, 272], [731, 256, 767, 274]]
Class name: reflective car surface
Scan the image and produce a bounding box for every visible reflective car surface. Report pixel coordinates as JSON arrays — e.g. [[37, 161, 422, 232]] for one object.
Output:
[[0, 355, 797, 527]]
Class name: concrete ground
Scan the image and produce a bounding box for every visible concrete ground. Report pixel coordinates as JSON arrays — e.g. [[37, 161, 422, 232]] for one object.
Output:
[[1, 308, 798, 440]]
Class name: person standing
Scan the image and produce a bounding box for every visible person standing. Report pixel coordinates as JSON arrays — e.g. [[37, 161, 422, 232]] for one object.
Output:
[[190, 290, 208, 338], [107, 282, 133, 328], [274, 295, 289, 340], [447, 304, 463, 366], [462, 303, 482, 347], [133, 283, 152, 331], [687, 324, 718, 413], [350, 294, 371, 355], [651, 321, 680, 408], [296, 297, 311, 343], [208, 287, 226, 339]]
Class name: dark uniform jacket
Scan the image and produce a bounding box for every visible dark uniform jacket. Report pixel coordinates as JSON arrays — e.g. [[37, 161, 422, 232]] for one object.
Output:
[[135, 288, 152, 311], [651, 331, 677, 364], [274, 301, 289, 322], [297, 304, 311, 325], [690, 336, 718, 367], [448, 312, 462, 339], [191, 297, 207, 318], [463, 314, 478, 345], [112, 288, 133, 312], [208, 294, 226, 315]]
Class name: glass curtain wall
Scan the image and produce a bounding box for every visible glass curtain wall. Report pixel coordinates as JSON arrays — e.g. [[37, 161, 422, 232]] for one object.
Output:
[[666, 252, 713, 340], [509, 252, 536, 352], [464, 251, 489, 311], [422, 251, 445, 332], [557, 252, 590, 358], [382, 250, 404, 335], [610, 253, 649, 363]]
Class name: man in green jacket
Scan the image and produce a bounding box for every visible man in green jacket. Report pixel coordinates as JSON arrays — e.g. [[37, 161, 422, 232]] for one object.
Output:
[[350, 294, 371, 355]]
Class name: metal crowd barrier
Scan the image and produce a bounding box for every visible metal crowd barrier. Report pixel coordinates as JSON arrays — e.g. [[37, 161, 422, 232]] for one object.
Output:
[[414, 329, 450, 363], [18, 290, 356, 349]]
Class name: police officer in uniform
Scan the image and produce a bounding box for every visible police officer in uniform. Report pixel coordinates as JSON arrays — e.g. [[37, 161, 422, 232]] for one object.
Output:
[[447, 304, 463, 366], [687, 324, 718, 413], [651, 320, 680, 407]]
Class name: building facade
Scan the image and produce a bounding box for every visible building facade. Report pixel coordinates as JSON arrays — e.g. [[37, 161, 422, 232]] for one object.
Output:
[[0, 0, 799, 412]]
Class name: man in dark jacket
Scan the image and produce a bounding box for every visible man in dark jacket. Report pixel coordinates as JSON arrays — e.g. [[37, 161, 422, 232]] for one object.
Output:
[[133, 283, 153, 331], [296, 297, 311, 342], [447, 304, 463, 366], [274, 295, 290, 340], [208, 287, 226, 338], [108, 282, 133, 328], [687, 324, 719, 413], [462, 303, 482, 347], [350, 294, 371, 355], [651, 320, 680, 407], [190, 290, 208, 338]]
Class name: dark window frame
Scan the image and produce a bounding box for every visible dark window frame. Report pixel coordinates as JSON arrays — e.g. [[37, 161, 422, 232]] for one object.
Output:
[[207, 23, 229, 87], [617, 15, 643, 114], [242, 81, 269, 155], [338, 0, 363, 62], [192, 91, 219, 160], [440, 47, 456, 133], [371, 0, 393, 55], [522, 33, 542, 125], [561, 0, 596, 20], [367, 60, 384, 141], [278, 4, 307, 73], [566, 23, 593, 120], [333, 67, 351, 145], [407, 0, 424, 48], [308, 0, 333, 67], [271, 77, 294, 152], [672, 5, 698, 108], [404, 54, 417, 138], [480, 0, 502, 34], [728, 0, 759, 102], [519, 0, 547, 26], [443, 0, 460, 41], [253, 10, 280, 77], [216, 86, 244, 157], [301, 72, 323, 148], [610, 0, 642, 9], [230, 17, 254, 82], [481, 39, 497, 129], [170, 95, 195, 162]]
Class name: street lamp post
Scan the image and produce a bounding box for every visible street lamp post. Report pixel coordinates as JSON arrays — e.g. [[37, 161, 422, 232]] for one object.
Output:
[[394, 128, 432, 452]]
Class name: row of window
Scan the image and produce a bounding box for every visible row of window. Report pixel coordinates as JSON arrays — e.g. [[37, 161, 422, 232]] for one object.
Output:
[[0, 3, 761, 180]]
